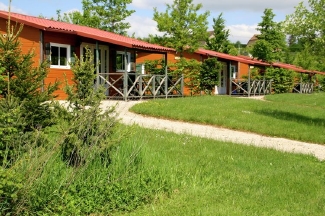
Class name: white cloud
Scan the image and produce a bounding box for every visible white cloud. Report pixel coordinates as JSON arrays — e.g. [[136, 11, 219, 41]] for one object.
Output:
[[132, 0, 171, 10], [227, 24, 259, 44], [126, 15, 163, 38], [0, 2, 27, 14], [132, 0, 307, 13], [126, 13, 257, 44]]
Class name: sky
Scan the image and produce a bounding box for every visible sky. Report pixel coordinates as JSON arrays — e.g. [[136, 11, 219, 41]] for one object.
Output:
[[0, 0, 308, 44]]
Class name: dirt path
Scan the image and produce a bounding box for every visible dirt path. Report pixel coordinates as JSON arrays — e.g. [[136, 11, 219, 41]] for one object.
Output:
[[100, 100, 325, 161]]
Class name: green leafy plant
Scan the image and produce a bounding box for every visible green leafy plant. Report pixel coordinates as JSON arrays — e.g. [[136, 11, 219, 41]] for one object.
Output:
[[199, 57, 221, 94], [0, 16, 59, 132], [252, 8, 287, 63], [62, 48, 118, 166], [0, 96, 25, 167], [0, 167, 23, 214], [171, 58, 202, 95], [144, 58, 166, 75], [205, 13, 237, 55], [153, 0, 210, 55], [264, 67, 295, 93]]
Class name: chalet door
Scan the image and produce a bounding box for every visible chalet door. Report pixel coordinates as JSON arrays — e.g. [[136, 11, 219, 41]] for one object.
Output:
[[80, 43, 109, 95], [215, 63, 227, 95]]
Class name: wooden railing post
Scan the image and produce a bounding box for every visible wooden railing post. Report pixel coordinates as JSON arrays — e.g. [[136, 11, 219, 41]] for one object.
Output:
[[123, 49, 128, 101], [248, 67, 251, 97]]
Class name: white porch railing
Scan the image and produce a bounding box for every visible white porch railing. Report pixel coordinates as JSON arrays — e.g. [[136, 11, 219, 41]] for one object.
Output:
[[231, 79, 272, 96], [97, 73, 184, 100]]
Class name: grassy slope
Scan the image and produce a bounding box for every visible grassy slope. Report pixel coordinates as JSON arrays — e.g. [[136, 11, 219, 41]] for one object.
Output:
[[116, 126, 325, 216], [130, 93, 325, 144]]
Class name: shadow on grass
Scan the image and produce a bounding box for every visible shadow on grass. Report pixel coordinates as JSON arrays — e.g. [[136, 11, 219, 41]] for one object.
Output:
[[255, 109, 325, 128]]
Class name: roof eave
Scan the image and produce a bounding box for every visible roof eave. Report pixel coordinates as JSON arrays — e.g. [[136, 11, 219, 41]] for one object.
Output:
[[0, 13, 46, 30]]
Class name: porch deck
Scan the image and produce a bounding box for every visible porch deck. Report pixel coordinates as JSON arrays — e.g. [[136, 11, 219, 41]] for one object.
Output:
[[97, 73, 184, 100]]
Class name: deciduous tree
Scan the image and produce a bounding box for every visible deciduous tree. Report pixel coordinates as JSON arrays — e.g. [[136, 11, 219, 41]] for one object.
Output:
[[284, 0, 325, 71], [59, 0, 135, 35], [252, 8, 286, 63], [205, 13, 236, 55], [153, 0, 210, 56]]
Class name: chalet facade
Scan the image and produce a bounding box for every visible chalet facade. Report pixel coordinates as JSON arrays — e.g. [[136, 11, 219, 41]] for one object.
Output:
[[1, 11, 323, 100], [0, 11, 175, 100]]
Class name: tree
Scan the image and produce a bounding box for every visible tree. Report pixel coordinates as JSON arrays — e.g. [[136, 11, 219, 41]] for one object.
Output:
[[251, 8, 287, 62], [199, 58, 222, 94], [61, 48, 117, 166], [59, 0, 135, 35], [0, 14, 59, 132], [284, 0, 325, 71], [153, 0, 210, 56], [205, 13, 236, 55]]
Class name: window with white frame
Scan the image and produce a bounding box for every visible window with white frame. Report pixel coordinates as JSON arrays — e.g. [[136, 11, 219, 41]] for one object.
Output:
[[231, 65, 237, 79], [116, 51, 130, 72], [50, 43, 70, 69], [136, 63, 145, 74]]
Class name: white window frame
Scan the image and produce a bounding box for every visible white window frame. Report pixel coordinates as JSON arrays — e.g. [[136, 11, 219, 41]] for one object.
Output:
[[116, 51, 131, 72], [50, 43, 71, 69], [231, 65, 237, 79]]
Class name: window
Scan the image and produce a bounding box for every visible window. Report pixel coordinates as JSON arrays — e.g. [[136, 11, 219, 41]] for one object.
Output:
[[116, 51, 130, 72], [136, 63, 145, 75], [50, 43, 70, 69], [231, 65, 237, 79]]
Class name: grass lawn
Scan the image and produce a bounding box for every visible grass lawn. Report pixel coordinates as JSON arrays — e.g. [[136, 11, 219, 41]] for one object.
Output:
[[130, 93, 325, 144], [115, 126, 325, 216]]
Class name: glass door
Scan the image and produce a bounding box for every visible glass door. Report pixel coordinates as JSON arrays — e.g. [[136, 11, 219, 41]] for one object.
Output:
[[80, 43, 109, 95], [216, 63, 227, 95]]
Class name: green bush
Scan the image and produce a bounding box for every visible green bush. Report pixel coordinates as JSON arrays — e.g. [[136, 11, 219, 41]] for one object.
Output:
[[0, 22, 59, 132], [199, 57, 221, 94], [0, 96, 25, 167], [265, 67, 295, 93], [316, 74, 325, 92], [171, 58, 202, 96], [0, 167, 23, 214]]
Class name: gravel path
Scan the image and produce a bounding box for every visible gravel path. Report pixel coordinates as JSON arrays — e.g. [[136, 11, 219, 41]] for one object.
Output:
[[100, 100, 325, 161]]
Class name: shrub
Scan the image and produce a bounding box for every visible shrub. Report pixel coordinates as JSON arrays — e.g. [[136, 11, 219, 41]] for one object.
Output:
[[0, 167, 23, 214], [265, 67, 295, 93], [171, 58, 202, 95], [0, 17, 59, 132], [199, 57, 221, 94], [0, 96, 25, 167]]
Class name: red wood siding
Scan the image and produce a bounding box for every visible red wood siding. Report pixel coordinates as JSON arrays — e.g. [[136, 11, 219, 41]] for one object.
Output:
[[45, 68, 74, 100], [0, 18, 40, 67]]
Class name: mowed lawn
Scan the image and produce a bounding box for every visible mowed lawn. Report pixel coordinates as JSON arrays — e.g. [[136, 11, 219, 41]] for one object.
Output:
[[115, 126, 325, 216], [130, 93, 325, 144]]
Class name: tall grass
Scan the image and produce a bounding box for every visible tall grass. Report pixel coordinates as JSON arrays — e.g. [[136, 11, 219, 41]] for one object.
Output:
[[130, 94, 325, 144], [7, 124, 325, 215], [7, 124, 173, 215]]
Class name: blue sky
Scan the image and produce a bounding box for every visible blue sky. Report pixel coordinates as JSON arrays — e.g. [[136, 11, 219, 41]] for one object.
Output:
[[0, 0, 307, 44]]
